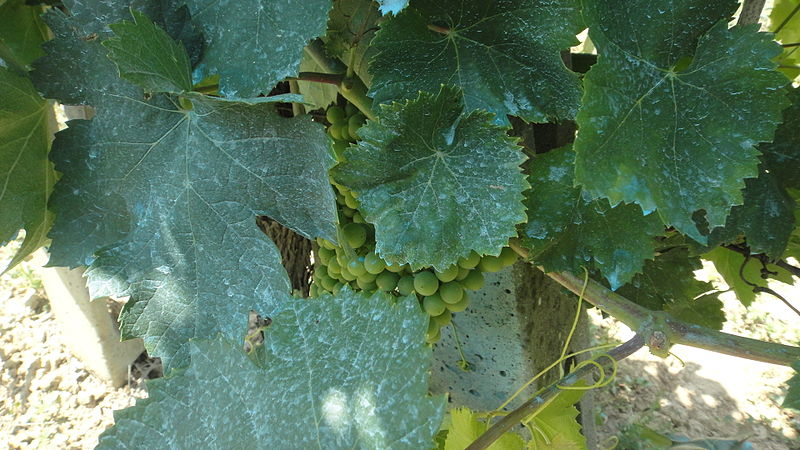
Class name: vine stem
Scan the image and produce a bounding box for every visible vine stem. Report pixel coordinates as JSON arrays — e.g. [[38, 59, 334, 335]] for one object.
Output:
[[287, 72, 344, 86], [722, 243, 800, 279], [465, 334, 646, 450], [509, 239, 800, 366], [737, 0, 766, 26]]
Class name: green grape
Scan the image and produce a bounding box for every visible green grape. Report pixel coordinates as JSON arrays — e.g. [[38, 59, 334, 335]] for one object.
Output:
[[356, 277, 377, 291], [327, 258, 341, 274], [318, 247, 334, 265], [347, 259, 367, 277], [348, 114, 366, 139], [357, 272, 377, 284], [439, 282, 463, 304], [423, 294, 446, 316], [386, 261, 405, 273], [397, 276, 415, 295], [414, 270, 439, 296], [326, 105, 346, 124], [331, 283, 343, 295], [320, 275, 337, 292], [446, 292, 469, 312], [498, 246, 518, 267], [315, 264, 328, 278], [456, 267, 470, 281], [328, 123, 344, 141], [426, 325, 441, 344], [341, 206, 355, 218], [462, 269, 485, 291], [364, 253, 386, 274], [345, 102, 358, 116], [458, 251, 481, 269], [352, 212, 365, 224], [435, 265, 459, 282], [376, 271, 399, 291], [344, 191, 359, 209], [317, 238, 335, 250], [432, 309, 452, 327], [309, 283, 319, 297], [340, 265, 356, 281], [342, 223, 367, 248], [332, 140, 348, 161], [427, 318, 440, 335], [478, 255, 503, 273], [336, 250, 348, 266]]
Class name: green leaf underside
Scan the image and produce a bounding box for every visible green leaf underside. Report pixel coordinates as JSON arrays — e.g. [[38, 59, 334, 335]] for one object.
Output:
[[771, 0, 800, 80], [522, 147, 662, 290], [0, 0, 48, 69], [616, 247, 724, 330], [784, 361, 800, 410], [574, 0, 789, 243], [368, 0, 582, 124], [331, 86, 528, 270], [529, 387, 586, 449], [185, 0, 331, 98], [444, 408, 524, 450], [702, 246, 794, 306], [98, 290, 445, 449], [0, 68, 54, 272], [47, 90, 337, 368], [103, 9, 193, 94]]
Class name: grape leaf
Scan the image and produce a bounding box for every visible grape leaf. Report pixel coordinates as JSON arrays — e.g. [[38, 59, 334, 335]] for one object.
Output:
[[185, 0, 331, 98], [296, 50, 339, 110], [444, 408, 524, 450], [784, 361, 800, 410], [574, 0, 789, 243], [103, 10, 193, 94], [0, 68, 55, 272], [47, 88, 337, 368], [522, 146, 662, 290], [331, 86, 528, 270], [325, 0, 381, 87], [98, 290, 445, 449], [702, 247, 794, 307], [529, 388, 586, 450], [377, 0, 408, 15], [703, 88, 800, 258], [0, 0, 48, 69], [771, 0, 800, 81], [705, 170, 796, 259], [616, 247, 724, 329], [368, 0, 583, 124]]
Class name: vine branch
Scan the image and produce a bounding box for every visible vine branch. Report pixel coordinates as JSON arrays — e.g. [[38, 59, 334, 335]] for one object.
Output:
[[737, 0, 766, 26], [509, 239, 800, 366], [466, 334, 646, 450]]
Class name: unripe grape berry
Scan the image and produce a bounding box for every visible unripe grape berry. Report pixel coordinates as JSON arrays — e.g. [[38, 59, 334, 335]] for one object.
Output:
[[326, 106, 346, 124], [456, 267, 470, 281], [478, 255, 503, 273], [376, 271, 399, 291], [397, 276, 415, 295], [364, 253, 386, 274], [462, 269, 485, 291], [446, 292, 469, 312], [423, 294, 446, 316], [458, 251, 481, 269], [439, 282, 463, 304], [414, 271, 439, 296], [435, 264, 459, 282], [342, 223, 367, 248], [498, 246, 518, 267], [432, 309, 452, 327], [347, 259, 366, 277]]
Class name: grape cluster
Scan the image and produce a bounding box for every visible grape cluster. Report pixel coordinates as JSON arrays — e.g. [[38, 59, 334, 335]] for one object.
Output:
[[310, 102, 519, 343]]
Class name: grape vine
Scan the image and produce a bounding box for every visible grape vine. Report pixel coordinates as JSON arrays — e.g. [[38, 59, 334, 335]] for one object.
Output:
[[1, 0, 799, 448]]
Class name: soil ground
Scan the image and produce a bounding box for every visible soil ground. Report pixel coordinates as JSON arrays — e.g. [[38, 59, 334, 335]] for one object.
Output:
[[1, 244, 798, 449]]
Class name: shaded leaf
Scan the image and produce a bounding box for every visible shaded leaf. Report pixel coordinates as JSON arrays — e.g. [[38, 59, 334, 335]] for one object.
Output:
[[98, 290, 445, 449], [784, 361, 800, 410], [616, 247, 724, 329], [185, 0, 332, 98], [574, 0, 789, 243], [771, 0, 800, 81], [522, 146, 662, 290], [331, 86, 528, 270], [444, 408, 524, 450], [0, 0, 48, 69], [325, 0, 381, 87], [103, 9, 193, 94], [0, 68, 55, 272], [369, 0, 583, 124]]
